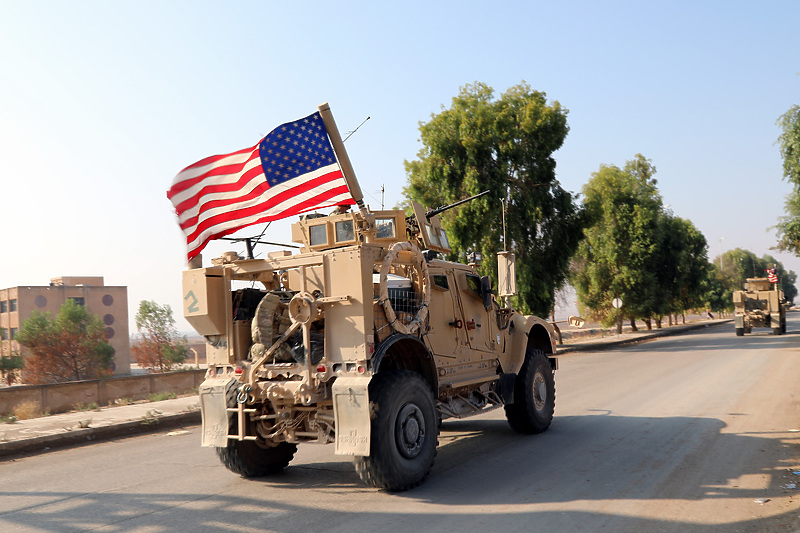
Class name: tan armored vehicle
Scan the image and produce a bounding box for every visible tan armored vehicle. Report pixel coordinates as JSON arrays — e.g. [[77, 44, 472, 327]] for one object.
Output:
[[183, 106, 558, 491], [733, 277, 786, 336]]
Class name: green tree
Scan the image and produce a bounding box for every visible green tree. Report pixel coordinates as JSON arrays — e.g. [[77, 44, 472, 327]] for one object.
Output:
[[775, 105, 800, 253], [652, 215, 711, 325], [404, 81, 585, 317], [571, 155, 663, 331], [16, 300, 114, 384], [0, 326, 25, 385], [132, 300, 188, 373]]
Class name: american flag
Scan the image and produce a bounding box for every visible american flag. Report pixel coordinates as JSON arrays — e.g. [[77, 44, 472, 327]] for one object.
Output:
[[767, 268, 778, 284], [167, 111, 355, 261]]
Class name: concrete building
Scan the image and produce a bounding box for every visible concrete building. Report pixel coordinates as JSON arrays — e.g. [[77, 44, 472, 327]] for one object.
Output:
[[0, 276, 131, 375]]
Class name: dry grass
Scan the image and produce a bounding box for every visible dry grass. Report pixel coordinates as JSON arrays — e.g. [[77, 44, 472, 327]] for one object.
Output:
[[13, 400, 44, 420]]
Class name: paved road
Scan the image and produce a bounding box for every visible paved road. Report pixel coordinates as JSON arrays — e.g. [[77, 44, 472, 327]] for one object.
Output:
[[1, 316, 799, 532]]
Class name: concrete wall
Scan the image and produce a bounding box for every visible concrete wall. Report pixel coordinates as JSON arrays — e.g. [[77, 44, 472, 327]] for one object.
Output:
[[0, 370, 205, 415]]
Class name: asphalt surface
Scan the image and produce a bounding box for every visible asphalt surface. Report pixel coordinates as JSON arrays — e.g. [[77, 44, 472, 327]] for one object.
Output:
[[0, 318, 730, 460]]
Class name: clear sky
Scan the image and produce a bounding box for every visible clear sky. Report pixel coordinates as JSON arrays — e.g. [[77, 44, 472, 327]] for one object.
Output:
[[2, 1, 798, 332]]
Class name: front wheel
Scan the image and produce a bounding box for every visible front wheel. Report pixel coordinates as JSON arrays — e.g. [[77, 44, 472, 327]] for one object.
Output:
[[216, 440, 297, 477], [354, 370, 438, 491], [735, 327, 744, 336], [505, 349, 555, 434]]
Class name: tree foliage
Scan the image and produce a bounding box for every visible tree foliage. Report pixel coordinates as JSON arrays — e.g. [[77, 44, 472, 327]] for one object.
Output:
[[570, 155, 663, 327], [132, 300, 188, 373], [16, 300, 114, 384], [653, 214, 711, 318], [404, 81, 585, 317], [571, 155, 716, 328], [775, 105, 800, 254]]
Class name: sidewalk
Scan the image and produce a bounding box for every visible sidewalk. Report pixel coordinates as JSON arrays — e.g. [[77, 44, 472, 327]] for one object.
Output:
[[0, 318, 732, 460], [0, 395, 201, 459]]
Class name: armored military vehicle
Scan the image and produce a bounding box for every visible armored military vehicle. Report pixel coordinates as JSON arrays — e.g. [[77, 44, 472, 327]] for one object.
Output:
[[733, 277, 786, 336], [184, 105, 558, 491]]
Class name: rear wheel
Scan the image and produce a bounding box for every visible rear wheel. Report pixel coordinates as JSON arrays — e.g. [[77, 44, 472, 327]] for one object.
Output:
[[735, 327, 744, 336], [216, 440, 297, 477], [505, 349, 555, 434], [773, 327, 782, 335], [354, 370, 438, 491]]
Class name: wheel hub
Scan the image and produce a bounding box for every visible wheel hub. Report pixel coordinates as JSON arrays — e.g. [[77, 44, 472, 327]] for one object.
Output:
[[396, 403, 425, 458], [533, 373, 546, 410]]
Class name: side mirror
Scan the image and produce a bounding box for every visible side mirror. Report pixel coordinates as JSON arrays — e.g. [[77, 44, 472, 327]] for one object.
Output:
[[480, 275, 493, 309]]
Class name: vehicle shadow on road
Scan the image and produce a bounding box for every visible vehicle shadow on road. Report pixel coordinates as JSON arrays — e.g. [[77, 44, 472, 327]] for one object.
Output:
[[1, 412, 797, 533]]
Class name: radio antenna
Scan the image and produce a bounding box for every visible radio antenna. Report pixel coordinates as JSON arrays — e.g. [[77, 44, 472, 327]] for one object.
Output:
[[343, 115, 371, 142]]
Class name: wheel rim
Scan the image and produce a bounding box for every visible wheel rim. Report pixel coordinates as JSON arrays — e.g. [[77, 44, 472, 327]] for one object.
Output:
[[532, 372, 547, 411], [395, 403, 425, 458]]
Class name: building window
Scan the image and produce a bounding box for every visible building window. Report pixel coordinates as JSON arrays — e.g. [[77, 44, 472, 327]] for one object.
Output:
[[0, 301, 6, 313], [0, 329, 6, 340], [10, 328, 17, 340], [68, 297, 85, 307], [9, 300, 16, 312]]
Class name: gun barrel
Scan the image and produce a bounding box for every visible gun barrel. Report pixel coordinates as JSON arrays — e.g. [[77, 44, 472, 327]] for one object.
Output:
[[426, 190, 491, 220]]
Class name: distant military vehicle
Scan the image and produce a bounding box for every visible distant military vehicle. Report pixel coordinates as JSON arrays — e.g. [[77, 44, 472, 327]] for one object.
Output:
[[183, 105, 559, 491], [733, 276, 786, 336]]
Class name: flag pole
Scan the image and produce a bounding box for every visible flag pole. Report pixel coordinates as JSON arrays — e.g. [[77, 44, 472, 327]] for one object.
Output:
[[317, 102, 368, 216]]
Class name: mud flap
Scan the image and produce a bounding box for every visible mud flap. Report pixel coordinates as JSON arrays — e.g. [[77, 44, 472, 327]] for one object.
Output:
[[199, 376, 238, 447], [332, 376, 372, 456]]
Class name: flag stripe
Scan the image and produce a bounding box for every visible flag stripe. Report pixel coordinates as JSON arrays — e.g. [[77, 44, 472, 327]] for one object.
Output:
[[183, 167, 345, 239], [167, 145, 260, 200], [186, 183, 352, 256]]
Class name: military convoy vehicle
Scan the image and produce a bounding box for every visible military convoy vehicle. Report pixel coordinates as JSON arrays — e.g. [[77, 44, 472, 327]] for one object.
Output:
[[183, 105, 558, 491], [733, 277, 786, 336]]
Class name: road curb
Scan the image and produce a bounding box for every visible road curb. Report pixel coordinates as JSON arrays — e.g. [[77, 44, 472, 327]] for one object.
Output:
[[557, 319, 733, 354], [0, 410, 201, 460]]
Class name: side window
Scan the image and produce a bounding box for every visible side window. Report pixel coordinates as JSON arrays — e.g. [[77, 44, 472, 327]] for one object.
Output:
[[432, 275, 449, 290], [465, 274, 482, 298]]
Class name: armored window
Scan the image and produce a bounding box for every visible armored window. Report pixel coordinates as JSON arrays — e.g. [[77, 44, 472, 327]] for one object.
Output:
[[335, 220, 355, 243], [425, 224, 442, 247], [438, 228, 450, 248], [309, 224, 328, 246], [376, 218, 396, 239], [465, 274, 482, 298], [433, 275, 449, 290], [8, 299, 16, 312]]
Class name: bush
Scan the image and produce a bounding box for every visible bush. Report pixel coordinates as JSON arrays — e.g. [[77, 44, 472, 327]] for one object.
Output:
[[13, 400, 44, 420], [148, 391, 178, 402]]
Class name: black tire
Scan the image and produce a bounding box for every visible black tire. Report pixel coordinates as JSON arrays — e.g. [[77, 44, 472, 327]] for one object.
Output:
[[782, 317, 787, 333], [735, 327, 744, 337], [353, 370, 438, 491], [216, 440, 297, 477], [215, 380, 297, 477], [505, 349, 555, 434], [773, 327, 782, 335]]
